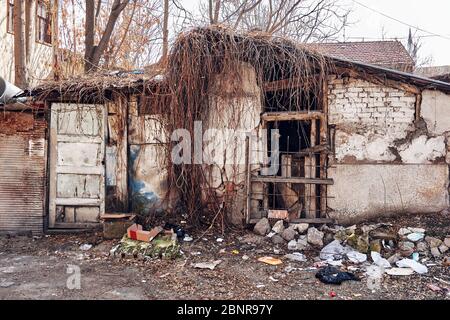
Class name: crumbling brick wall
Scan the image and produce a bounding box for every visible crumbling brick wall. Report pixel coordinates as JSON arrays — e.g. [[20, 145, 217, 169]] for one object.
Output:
[[328, 76, 445, 163], [326, 75, 449, 223]]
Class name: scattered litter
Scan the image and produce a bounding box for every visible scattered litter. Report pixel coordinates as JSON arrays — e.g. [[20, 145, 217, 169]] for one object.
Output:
[[183, 235, 193, 242], [159, 273, 170, 278], [407, 232, 425, 242], [0, 280, 15, 288], [347, 266, 359, 272], [346, 251, 367, 264], [284, 252, 307, 262], [433, 277, 450, 286], [284, 266, 296, 273], [427, 284, 443, 292], [398, 228, 411, 236], [216, 238, 224, 243], [396, 258, 428, 274], [256, 284, 265, 288], [329, 290, 337, 298], [365, 265, 385, 277], [385, 268, 414, 276], [127, 224, 163, 243], [326, 260, 343, 267], [163, 223, 185, 239], [242, 255, 249, 260], [79, 244, 92, 251], [443, 256, 450, 267], [258, 256, 283, 266], [266, 231, 276, 238], [193, 260, 222, 270], [371, 251, 391, 268], [273, 248, 281, 255], [319, 240, 345, 261], [315, 266, 360, 285], [409, 227, 425, 234], [231, 250, 239, 255], [269, 276, 279, 282], [412, 252, 419, 262], [287, 240, 298, 251]]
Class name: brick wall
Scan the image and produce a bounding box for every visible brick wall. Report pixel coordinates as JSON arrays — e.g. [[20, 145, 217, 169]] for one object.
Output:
[[327, 76, 418, 162], [328, 77, 416, 128]]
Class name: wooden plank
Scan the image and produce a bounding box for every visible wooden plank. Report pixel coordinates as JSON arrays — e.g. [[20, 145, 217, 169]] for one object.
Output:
[[249, 217, 335, 224], [49, 104, 58, 228], [56, 166, 104, 175], [245, 136, 251, 224], [261, 111, 324, 122], [100, 213, 134, 219], [57, 136, 102, 143], [252, 176, 333, 185], [53, 222, 101, 229], [305, 119, 317, 218], [263, 76, 319, 92], [320, 81, 329, 218], [54, 198, 102, 206]]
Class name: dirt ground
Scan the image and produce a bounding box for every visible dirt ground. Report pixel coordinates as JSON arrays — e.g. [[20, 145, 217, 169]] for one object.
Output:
[[0, 213, 449, 300]]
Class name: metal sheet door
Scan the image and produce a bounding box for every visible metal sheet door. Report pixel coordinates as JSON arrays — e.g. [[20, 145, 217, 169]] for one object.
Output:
[[49, 103, 106, 228]]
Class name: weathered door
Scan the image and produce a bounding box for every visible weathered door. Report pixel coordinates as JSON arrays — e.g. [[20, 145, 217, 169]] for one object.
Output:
[[49, 103, 106, 228]]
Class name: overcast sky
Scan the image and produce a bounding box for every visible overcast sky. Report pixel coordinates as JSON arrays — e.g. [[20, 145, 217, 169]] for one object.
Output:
[[341, 0, 450, 66], [180, 0, 450, 66]]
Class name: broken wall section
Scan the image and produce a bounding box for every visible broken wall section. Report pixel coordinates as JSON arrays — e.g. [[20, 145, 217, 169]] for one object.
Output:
[[327, 76, 450, 222]]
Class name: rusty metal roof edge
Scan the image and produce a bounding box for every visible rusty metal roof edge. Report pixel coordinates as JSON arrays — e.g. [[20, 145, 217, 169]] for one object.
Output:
[[328, 55, 450, 93]]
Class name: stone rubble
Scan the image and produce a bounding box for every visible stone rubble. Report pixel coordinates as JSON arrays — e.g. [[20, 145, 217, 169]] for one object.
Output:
[[249, 218, 449, 279]]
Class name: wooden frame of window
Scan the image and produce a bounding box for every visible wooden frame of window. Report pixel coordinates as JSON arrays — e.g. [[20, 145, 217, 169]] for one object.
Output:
[[36, 0, 52, 45], [6, 0, 14, 34]]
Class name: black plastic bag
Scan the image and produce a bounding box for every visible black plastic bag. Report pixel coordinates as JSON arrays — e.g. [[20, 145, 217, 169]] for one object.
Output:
[[315, 266, 360, 285], [163, 222, 185, 239]]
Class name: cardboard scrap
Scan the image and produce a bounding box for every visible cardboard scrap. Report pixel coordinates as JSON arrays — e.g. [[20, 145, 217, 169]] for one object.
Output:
[[258, 256, 283, 266], [127, 224, 163, 243]]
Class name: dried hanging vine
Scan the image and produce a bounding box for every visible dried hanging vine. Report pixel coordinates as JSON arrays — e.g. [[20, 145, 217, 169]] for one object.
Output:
[[155, 26, 332, 227]]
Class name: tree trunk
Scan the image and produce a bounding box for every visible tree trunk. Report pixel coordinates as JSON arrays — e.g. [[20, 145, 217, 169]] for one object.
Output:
[[84, 0, 129, 72], [84, 0, 95, 72], [13, 0, 27, 87], [161, 0, 169, 65]]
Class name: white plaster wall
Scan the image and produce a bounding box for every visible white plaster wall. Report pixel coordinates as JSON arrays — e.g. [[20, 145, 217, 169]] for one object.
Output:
[[206, 62, 263, 224], [421, 89, 450, 136], [0, 0, 54, 86], [328, 164, 449, 223]]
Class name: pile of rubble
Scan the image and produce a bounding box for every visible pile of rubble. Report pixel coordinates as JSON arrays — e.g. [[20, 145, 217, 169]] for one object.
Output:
[[253, 217, 450, 280]]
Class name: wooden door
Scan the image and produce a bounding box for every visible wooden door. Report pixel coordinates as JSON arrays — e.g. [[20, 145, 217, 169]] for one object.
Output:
[[49, 103, 106, 228]]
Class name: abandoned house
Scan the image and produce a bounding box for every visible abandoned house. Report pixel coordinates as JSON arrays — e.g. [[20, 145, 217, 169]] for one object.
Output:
[[1, 27, 450, 235]]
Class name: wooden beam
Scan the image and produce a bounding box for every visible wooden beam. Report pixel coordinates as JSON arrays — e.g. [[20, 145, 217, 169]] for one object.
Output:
[[261, 111, 324, 122], [245, 136, 251, 224], [249, 217, 335, 224], [252, 176, 333, 185], [263, 75, 320, 92], [305, 119, 317, 218]]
